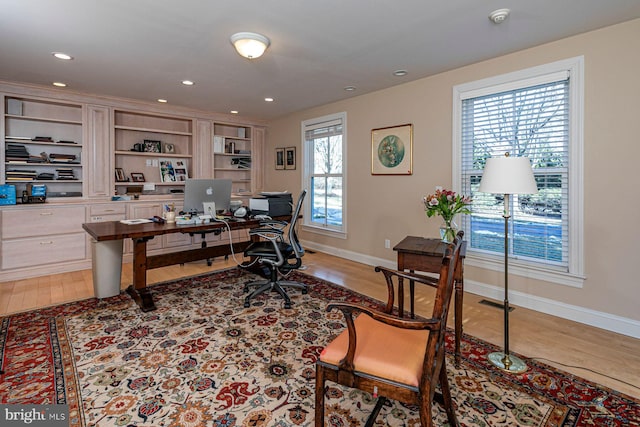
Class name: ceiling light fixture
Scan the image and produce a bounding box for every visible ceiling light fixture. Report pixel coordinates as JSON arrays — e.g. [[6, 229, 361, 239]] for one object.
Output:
[[52, 52, 73, 60], [264, 97, 274, 102], [489, 8, 510, 24], [52, 82, 67, 87], [181, 80, 195, 86], [230, 32, 270, 59], [393, 70, 408, 76], [230, 110, 239, 114], [344, 86, 356, 91], [157, 99, 168, 103]]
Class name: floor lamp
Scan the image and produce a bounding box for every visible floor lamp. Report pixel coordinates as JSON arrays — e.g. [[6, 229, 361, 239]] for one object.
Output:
[[479, 153, 538, 374]]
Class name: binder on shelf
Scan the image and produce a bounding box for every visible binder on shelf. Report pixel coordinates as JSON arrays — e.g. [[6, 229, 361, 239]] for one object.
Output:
[[213, 136, 224, 153], [0, 185, 17, 205]]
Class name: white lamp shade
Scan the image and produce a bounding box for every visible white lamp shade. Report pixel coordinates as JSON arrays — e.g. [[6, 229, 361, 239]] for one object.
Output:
[[230, 32, 270, 59], [479, 155, 538, 195]]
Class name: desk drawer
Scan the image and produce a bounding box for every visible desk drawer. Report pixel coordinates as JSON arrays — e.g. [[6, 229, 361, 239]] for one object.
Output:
[[90, 203, 127, 216], [2, 206, 85, 239], [2, 232, 86, 269]]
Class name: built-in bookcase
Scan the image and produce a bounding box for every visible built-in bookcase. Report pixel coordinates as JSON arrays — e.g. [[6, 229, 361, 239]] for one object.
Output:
[[213, 122, 253, 199], [114, 110, 193, 194], [3, 96, 84, 198]]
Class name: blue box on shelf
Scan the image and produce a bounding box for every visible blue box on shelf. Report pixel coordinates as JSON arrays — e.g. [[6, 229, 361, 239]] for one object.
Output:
[[0, 184, 17, 205]]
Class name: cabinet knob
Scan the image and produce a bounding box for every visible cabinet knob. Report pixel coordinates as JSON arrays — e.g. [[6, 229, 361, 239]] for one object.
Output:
[[40, 241, 54, 245]]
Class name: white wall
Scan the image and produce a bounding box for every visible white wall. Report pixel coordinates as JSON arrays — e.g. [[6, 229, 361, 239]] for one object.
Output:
[[265, 19, 640, 337]]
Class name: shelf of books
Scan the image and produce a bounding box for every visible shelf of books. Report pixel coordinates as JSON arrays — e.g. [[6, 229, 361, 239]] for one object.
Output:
[[213, 122, 253, 199], [3, 96, 84, 199]]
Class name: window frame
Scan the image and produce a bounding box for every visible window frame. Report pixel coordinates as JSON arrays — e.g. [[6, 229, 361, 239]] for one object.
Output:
[[301, 112, 347, 239], [452, 57, 585, 287]]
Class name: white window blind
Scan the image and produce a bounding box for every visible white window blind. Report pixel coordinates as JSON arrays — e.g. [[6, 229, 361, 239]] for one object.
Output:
[[461, 78, 570, 268], [302, 113, 346, 235]]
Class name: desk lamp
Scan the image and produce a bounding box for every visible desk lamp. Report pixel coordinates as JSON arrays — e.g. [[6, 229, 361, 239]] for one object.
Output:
[[479, 152, 537, 373]]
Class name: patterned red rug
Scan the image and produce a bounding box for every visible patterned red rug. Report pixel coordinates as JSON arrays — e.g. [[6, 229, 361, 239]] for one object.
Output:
[[0, 268, 638, 426]]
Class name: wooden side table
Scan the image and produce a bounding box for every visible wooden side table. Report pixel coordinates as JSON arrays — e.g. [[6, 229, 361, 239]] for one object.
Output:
[[393, 236, 466, 365]]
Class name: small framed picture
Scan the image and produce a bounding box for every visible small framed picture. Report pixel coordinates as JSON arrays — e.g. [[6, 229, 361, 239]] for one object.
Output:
[[143, 139, 162, 153], [275, 148, 285, 170], [131, 172, 145, 182], [115, 167, 127, 182], [371, 123, 413, 175], [285, 147, 296, 170], [163, 142, 175, 154]]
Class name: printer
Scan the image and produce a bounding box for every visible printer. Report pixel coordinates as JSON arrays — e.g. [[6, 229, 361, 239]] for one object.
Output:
[[249, 192, 293, 217]]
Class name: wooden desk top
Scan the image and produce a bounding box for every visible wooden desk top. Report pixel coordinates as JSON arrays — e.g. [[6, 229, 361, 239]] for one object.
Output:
[[83, 216, 290, 242], [393, 236, 467, 257]]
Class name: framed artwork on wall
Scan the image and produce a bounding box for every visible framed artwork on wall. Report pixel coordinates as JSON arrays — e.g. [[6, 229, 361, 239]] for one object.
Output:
[[275, 148, 285, 170], [285, 147, 296, 170], [371, 123, 413, 175]]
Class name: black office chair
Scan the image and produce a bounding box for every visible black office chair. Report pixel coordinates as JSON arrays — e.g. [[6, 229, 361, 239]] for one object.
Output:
[[243, 190, 307, 309]]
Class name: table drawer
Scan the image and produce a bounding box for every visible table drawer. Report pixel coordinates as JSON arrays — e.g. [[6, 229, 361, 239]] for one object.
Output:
[[2, 232, 86, 269], [2, 206, 86, 239]]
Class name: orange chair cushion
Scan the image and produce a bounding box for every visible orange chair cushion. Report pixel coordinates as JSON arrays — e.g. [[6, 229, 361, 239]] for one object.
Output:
[[320, 314, 429, 387]]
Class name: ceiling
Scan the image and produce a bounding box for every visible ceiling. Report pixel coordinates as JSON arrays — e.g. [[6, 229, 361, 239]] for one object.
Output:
[[1, 1, 639, 121]]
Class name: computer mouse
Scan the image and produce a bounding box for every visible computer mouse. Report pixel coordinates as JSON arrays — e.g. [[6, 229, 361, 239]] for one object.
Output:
[[234, 207, 247, 218]]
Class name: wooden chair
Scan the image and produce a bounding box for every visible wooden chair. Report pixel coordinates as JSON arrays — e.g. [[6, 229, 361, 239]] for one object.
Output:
[[315, 231, 463, 427]]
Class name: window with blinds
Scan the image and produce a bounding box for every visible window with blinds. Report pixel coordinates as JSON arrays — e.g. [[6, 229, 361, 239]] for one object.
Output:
[[454, 57, 584, 284], [302, 112, 346, 236], [461, 78, 570, 267]]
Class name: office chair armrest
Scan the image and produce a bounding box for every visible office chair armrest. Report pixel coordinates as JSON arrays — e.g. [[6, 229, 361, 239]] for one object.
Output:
[[259, 219, 288, 228], [248, 227, 284, 241]]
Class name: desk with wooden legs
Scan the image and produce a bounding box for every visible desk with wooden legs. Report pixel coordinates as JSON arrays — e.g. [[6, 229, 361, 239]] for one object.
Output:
[[393, 236, 466, 366], [83, 217, 288, 312]]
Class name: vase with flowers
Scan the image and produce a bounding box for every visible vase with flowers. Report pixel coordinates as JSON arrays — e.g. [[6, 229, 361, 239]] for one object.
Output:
[[423, 187, 471, 243]]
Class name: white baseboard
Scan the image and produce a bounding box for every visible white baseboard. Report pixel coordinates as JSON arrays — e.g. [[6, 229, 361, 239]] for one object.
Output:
[[302, 240, 640, 340]]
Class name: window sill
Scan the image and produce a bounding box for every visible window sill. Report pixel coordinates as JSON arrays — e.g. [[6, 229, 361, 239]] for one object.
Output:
[[302, 224, 346, 240], [466, 253, 585, 288]]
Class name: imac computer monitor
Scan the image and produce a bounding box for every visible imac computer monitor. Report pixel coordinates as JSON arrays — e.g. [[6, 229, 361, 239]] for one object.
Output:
[[182, 179, 232, 214]]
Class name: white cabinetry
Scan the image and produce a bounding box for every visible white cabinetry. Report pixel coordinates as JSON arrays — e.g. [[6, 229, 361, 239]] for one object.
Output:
[[1, 205, 86, 270]]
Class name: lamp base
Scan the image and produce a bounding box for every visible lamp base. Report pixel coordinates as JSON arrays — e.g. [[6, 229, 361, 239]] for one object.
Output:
[[488, 351, 527, 373]]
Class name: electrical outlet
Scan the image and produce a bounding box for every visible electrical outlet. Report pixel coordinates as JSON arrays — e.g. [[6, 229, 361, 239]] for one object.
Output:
[[146, 159, 152, 166], [384, 239, 390, 249]]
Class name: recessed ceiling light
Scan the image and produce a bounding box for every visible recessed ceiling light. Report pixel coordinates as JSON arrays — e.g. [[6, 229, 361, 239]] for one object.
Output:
[[264, 97, 274, 102], [230, 110, 239, 114], [52, 52, 73, 60], [489, 8, 510, 24], [181, 80, 195, 86], [157, 99, 168, 103], [344, 86, 356, 91], [393, 70, 408, 77], [52, 82, 67, 87]]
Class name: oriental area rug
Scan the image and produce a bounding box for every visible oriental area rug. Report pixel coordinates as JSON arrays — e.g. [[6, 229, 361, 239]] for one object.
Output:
[[0, 268, 638, 426]]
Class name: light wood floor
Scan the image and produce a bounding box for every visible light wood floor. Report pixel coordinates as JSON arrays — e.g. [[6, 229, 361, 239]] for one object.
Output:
[[1, 251, 639, 398]]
